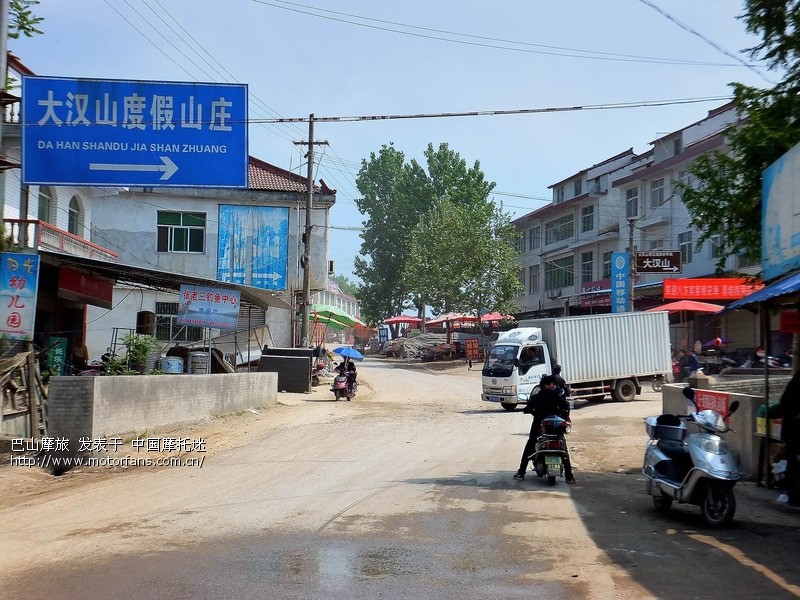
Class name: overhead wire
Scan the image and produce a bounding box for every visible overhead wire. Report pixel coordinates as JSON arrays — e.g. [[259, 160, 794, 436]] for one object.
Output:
[[253, 0, 761, 68]]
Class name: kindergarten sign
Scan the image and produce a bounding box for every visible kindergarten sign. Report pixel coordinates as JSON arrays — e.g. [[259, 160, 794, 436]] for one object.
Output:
[[0, 253, 40, 341]]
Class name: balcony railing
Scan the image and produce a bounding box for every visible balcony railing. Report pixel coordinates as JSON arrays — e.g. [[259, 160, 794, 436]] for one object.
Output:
[[3, 219, 118, 262]]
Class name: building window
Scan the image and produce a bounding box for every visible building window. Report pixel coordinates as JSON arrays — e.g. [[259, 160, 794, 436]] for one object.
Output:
[[581, 205, 594, 233], [556, 186, 565, 203], [649, 239, 665, 250], [581, 251, 594, 284], [38, 186, 55, 224], [528, 264, 539, 295], [574, 179, 582, 196], [518, 269, 525, 297], [157, 211, 206, 253], [710, 234, 724, 259], [544, 214, 574, 245], [602, 251, 613, 278], [673, 138, 682, 155], [544, 256, 574, 291], [155, 302, 204, 342], [68, 195, 84, 237], [625, 188, 638, 219], [529, 226, 540, 251], [650, 178, 665, 209], [679, 230, 693, 264]]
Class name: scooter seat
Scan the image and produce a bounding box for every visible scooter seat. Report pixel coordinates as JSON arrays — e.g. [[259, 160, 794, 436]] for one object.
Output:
[[656, 438, 689, 457]]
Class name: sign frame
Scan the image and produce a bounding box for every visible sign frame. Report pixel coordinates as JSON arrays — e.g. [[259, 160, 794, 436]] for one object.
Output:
[[22, 76, 248, 188], [635, 250, 682, 274]]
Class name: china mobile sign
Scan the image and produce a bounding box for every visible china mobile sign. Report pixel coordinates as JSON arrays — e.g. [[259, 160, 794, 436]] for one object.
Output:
[[0, 253, 40, 341], [22, 76, 248, 187], [177, 285, 241, 331]]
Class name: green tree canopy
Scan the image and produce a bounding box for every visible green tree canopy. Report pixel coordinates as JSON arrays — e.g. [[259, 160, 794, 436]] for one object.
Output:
[[354, 142, 516, 325], [681, 1, 800, 273], [10, 0, 43, 39]]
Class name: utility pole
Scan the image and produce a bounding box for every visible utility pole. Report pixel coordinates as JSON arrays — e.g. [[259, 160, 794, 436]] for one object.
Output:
[[293, 114, 327, 347], [627, 217, 636, 312]]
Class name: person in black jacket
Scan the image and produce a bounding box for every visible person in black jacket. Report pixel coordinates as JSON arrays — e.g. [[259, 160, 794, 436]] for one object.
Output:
[[552, 364, 569, 401], [514, 375, 575, 483], [770, 370, 800, 506]]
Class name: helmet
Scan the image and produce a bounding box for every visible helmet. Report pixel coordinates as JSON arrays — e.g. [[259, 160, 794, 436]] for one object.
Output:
[[552, 364, 562, 374]]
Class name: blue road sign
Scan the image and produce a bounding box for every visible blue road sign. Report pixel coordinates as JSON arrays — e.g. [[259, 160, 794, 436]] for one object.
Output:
[[22, 76, 248, 188]]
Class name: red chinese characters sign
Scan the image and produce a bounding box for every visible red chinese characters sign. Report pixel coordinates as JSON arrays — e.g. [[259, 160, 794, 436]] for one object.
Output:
[[465, 337, 481, 360], [0, 252, 40, 341], [692, 389, 730, 415], [663, 277, 763, 300]]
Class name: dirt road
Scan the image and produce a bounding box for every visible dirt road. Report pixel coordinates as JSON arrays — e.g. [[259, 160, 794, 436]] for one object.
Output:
[[2, 359, 800, 599]]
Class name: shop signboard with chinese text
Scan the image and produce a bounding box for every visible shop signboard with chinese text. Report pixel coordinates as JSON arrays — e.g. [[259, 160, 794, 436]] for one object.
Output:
[[465, 337, 481, 360], [177, 285, 241, 331], [0, 253, 40, 341], [22, 76, 248, 188], [47, 336, 68, 376], [692, 389, 730, 415], [580, 279, 611, 308], [635, 251, 681, 274], [663, 277, 763, 300], [611, 252, 630, 313]]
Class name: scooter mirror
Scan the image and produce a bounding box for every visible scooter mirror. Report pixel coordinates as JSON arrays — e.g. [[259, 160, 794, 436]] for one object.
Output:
[[682, 386, 695, 400], [729, 400, 740, 415]]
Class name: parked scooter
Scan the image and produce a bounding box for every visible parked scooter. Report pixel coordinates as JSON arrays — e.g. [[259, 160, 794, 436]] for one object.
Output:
[[530, 414, 571, 486], [642, 387, 741, 526], [311, 360, 327, 387]]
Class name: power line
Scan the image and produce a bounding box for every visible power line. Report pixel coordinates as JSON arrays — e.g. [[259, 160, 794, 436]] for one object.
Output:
[[253, 0, 759, 68], [636, 0, 776, 85], [259, 95, 733, 124]]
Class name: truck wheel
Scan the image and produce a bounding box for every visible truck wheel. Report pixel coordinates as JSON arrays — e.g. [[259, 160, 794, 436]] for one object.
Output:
[[500, 403, 517, 412], [614, 379, 636, 402]]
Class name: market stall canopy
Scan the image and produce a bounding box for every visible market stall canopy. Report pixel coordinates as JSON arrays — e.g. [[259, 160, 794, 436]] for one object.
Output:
[[426, 312, 480, 326], [723, 270, 800, 311], [384, 315, 423, 325], [645, 300, 724, 314], [480, 312, 515, 323]]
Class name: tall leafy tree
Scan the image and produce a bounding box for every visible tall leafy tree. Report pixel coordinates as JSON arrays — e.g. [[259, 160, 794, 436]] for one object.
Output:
[[354, 142, 507, 326], [404, 198, 521, 320], [681, 1, 800, 273], [329, 273, 359, 297]]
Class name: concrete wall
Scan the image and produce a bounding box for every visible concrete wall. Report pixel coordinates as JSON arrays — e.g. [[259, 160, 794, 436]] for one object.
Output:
[[662, 374, 792, 481], [48, 372, 278, 449]]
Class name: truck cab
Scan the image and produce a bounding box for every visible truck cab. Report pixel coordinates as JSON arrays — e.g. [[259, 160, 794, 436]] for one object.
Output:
[[481, 327, 552, 411]]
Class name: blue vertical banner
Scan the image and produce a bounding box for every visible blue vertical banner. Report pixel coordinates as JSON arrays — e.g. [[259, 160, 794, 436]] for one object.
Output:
[[611, 252, 630, 313], [0, 253, 40, 340]]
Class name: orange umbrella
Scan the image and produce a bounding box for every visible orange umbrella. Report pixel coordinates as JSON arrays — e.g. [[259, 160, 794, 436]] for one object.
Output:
[[645, 300, 724, 313]]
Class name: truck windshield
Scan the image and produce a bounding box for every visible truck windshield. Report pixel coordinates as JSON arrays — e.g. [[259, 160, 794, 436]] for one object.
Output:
[[483, 344, 517, 377]]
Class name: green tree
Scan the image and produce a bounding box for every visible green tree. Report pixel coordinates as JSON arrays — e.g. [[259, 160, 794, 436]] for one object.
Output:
[[9, 0, 44, 39], [404, 199, 520, 320], [354, 142, 496, 326], [680, 2, 800, 273]]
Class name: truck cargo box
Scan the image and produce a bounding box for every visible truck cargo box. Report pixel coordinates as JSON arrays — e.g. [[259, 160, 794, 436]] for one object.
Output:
[[519, 312, 671, 384]]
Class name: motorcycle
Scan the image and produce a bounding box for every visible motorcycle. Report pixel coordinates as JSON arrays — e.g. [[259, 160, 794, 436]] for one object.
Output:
[[642, 387, 741, 526], [530, 414, 571, 486], [331, 371, 357, 401], [311, 360, 327, 387]]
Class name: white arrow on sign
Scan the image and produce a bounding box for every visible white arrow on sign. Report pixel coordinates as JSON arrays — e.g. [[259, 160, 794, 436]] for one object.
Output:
[[263, 272, 282, 283], [89, 156, 179, 180]]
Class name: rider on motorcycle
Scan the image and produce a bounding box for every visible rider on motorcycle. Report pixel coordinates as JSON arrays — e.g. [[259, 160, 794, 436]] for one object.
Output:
[[514, 375, 575, 483]]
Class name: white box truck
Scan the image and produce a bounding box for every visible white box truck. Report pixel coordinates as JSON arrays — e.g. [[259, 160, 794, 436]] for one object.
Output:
[[481, 312, 672, 410]]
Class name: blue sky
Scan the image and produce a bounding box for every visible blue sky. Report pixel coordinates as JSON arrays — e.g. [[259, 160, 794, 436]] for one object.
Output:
[[11, 1, 774, 282]]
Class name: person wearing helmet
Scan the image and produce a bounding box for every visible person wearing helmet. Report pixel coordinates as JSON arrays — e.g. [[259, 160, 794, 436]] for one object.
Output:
[[513, 375, 575, 483]]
